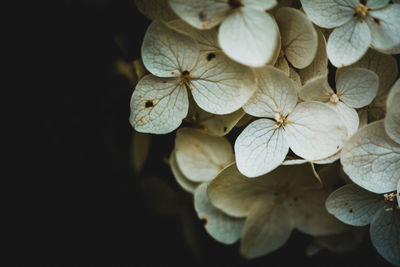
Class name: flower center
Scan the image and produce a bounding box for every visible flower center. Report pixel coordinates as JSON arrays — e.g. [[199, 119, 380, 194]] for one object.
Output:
[[180, 70, 194, 90], [356, 3, 368, 19], [384, 192, 397, 202], [274, 112, 289, 128], [330, 93, 340, 104]]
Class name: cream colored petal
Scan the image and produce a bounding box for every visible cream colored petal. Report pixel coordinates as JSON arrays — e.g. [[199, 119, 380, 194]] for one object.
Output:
[[175, 128, 234, 182], [276, 7, 318, 69], [170, 150, 199, 194], [218, 7, 279, 67], [243, 0, 277, 10], [130, 75, 188, 134], [135, 0, 178, 21], [141, 20, 200, 77], [327, 101, 359, 137], [274, 56, 290, 76], [289, 68, 302, 88], [341, 120, 400, 193], [298, 74, 332, 102]]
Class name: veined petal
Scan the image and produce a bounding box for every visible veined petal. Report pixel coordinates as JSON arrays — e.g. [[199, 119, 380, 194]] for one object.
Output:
[[174, 128, 234, 182], [168, 0, 230, 29], [218, 7, 279, 67], [326, 184, 385, 226], [244, 66, 298, 118], [135, 0, 178, 21], [298, 74, 332, 102], [276, 7, 318, 69], [190, 52, 256, 115], [336, 68, 379, 109], [141, 20, 200, 77], [240, 199, 293, 259], [341, 120, 400, 193], [300, 0, 356, 29], [235, 119, 289, 178], [327, 19, 371, 67], [368, 4, 400, 51], [194, 183, 245, 244], [129, 75, 188, 134], [284, 101, 348, 160], [385, 79, 400, 144], [327, 101, 359, 137], [370, 207, 400, 266]]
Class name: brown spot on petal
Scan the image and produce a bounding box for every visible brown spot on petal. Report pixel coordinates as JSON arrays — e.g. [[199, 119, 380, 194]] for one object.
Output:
[[374, 18, 381, 25], [200, 217, 208, 226], [207, 53, 216, 61], [145, 100, 154, 108], [349, 209, 353, 213], [198, 11, 206, 21]]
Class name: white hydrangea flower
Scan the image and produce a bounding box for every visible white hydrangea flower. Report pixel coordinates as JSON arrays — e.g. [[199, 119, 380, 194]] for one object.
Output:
[[169, 127, 234, 193], [326, 183, 400, 266], [337, 49, 398, 123], [235, 66, 348, 178], [130, 21, 256, 134], [194, 183, 245, 244], [168, 0, 280, 67], [208, 163, 349, 259], [299, 67, 379, 137], [301, 0, 400, 67]]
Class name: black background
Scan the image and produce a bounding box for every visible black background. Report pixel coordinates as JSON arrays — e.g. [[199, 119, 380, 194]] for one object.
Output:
[[8, 0, 396, 266]]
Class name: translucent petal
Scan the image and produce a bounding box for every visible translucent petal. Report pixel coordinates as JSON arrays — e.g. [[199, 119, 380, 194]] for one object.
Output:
[[190, 52, 256, 115], [289, 68, 302, 88], [242, 0, 277, 10], [327, 19, 371, 68], [129, 75, 188, 134], [207, 163, 276, 217], [132, 131, 151, 174], [298, 30, 328, 85], [327, 101, 359, 137], [218, 7, 279, 67], [336, 68, 379, 108], [276, 7, 318, 69], [135, 0, 178, 21], [341, 120, 400, 193], [169, 150, 198, 194], [300, 0, 356, 29], [284, 101, 348, 160], [274, 56, 290, 76], [240, 199, 293, 259], [370, 207, 400, 266], [168, 0, 230, 29], [358, 109, 368, 129], [235, 119, 289, 178], [326, 184, 384, 226], [385, 79, 400, 144], [194, 183, 245, 244], [244, 66, 298, 118], [368, 4, 400, 51], [298, 74, 332, 102], [175, 128, 234, 182], [290, 189, 349, 236], [141, 20, 200, 77], [168, 19, 220, 53], [336, 49, 398, 99]]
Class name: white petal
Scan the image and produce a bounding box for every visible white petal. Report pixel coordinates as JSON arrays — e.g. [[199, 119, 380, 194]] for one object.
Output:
[[370, 207, 400, 266], [194, 183, 245, 244], [341, 120, 400, 193], [326, 184, 384, 226], [336, 68, 379, 108], [235, 119, 289, 177], [175, 128, 234, 182], [290, 189, 349, 236], [327, 19, 371, 67], [298, 74, 332, 102], [190, 52, 256, 115], [141, 20, 200, 77], [368, 4, 400, 51], [285, 101, 348, 160], [218, 7, 279, 67], [132, 131, 151, 174], [168, 19, 220, 52], [242, 0, 277, 10], [135, 0, 178, 21], [168, 0, 230, 29], [298, 30, 328, 85], [300, 0, 356, 29], [130, 75, 188, 134], [367, 0, 390, 9], [169, 150, 198, 194], [385, 79, 400, 144], [244, 66, 298, 118], [327, 101, 359, 137], [240, 199, 293, 259], [275, 7, 318, 69]]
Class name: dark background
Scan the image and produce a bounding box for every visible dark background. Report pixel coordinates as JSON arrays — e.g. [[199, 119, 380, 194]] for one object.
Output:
[[8, 0, 395, 266]]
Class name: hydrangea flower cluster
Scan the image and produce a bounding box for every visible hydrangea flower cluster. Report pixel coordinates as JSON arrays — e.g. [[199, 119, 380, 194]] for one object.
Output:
[[130, 0, 400, 265]]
